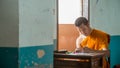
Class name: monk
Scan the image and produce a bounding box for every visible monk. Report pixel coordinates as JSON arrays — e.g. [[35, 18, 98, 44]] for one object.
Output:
[[74, 17, 110, 68]]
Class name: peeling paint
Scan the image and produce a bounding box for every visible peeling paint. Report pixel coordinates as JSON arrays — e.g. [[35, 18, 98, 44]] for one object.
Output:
[[37, 49, 45, 58], [19, 45, 53, 68], [25, 64, 53, 68]]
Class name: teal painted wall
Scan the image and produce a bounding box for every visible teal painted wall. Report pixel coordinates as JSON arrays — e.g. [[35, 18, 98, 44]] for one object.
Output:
[[0, 47, 18, 68], [90, 0, 120, 68], [19, 45, 53, 68], [110, 36, 120, 68]]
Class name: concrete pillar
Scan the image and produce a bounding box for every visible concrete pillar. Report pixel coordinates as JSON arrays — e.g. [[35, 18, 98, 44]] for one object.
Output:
[[0, 0, 56, 68]]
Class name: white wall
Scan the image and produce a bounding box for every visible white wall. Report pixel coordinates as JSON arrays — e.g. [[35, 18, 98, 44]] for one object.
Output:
[[58, 0, 82, 24], [90, 0, 120, 35], [19, 0, 56, 47], [0, 0, 56, 47]]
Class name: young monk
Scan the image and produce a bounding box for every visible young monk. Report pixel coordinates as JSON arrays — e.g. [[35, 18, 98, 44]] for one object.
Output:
[[74, 17, 110, 68]]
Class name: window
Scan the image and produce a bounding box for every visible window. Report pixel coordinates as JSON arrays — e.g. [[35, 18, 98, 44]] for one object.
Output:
[[58, 0, 82, 24]]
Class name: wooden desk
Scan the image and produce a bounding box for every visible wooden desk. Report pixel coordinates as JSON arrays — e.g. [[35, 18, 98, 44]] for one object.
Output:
[[54, 52, 104, 68]]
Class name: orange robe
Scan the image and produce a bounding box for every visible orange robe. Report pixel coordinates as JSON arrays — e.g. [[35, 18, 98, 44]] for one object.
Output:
[[80, 29, 110, 68]]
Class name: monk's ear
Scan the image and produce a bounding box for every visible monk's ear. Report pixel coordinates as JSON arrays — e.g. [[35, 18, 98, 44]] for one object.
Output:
[[86, 22, 90, 27]]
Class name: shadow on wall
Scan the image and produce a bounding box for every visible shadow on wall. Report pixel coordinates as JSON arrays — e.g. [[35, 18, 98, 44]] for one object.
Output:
[[110, 35, 120, 68], [0, 47, 18, 68]]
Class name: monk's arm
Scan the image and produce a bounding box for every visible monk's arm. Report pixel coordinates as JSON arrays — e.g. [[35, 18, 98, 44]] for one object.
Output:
[[83, 47, 110, 57]]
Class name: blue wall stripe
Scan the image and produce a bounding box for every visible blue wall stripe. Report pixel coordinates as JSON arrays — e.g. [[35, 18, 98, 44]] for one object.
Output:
[[0, 47, 18, 68], [110, 35, 120, 68], [19, 44, 54, 68], [0, 36, 120, 68]]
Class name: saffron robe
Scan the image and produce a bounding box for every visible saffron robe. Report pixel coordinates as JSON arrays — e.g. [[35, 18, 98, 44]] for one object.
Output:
[[80, 29, 110, 68]]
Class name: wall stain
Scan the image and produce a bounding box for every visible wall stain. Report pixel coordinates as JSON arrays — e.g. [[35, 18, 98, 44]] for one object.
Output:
[[37, 49, 45, 58]]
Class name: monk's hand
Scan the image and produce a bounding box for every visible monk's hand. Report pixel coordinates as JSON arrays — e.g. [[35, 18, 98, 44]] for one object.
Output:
[[74, 48, 81, 53], [74, 48, 84, 53], [83, 47, 95, 53]]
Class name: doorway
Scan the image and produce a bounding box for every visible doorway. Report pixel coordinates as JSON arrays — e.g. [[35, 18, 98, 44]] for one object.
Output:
[[57, 0, 89, 51]]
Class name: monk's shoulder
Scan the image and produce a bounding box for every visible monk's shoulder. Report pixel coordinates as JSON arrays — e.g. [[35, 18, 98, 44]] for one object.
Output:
[[92, 29, 108, 38]]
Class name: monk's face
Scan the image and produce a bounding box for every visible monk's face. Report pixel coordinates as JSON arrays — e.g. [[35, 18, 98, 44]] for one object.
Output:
[[77, 23, 91, 36]]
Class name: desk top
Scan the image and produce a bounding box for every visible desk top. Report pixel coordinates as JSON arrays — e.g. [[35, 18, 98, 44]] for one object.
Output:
[[68, 52, 104, 56], [54, 52, 104, 58]]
